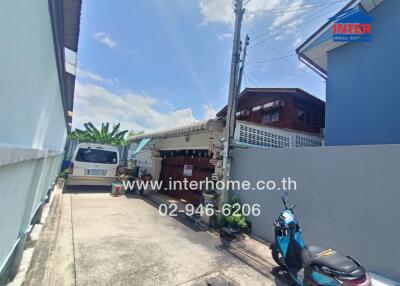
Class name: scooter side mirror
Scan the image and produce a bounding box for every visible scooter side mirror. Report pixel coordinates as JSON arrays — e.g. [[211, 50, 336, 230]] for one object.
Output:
[[282, 192, 289, 209]]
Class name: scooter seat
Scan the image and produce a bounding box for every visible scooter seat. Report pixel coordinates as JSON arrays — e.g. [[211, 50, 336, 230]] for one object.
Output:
[[302, 245, 359, 274]]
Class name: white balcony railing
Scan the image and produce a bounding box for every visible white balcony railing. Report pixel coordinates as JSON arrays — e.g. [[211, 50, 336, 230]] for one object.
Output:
[[234, 120, 324, 148]]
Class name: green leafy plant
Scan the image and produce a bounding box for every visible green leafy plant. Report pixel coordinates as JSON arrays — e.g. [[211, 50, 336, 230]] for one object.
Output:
[[57, 168, 69, 180], [221, 196, 248, 230], [69, 122, 129, 145]]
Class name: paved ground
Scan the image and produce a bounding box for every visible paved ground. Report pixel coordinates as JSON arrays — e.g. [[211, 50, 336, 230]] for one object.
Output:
[[23, 186, 286, 286]]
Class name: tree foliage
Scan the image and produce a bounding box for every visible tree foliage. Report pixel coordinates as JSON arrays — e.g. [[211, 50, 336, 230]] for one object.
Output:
[[69, 122, 129, 145]]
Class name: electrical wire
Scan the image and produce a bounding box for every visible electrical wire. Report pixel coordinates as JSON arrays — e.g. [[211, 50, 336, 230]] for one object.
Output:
[[244, 71, 258, 87], [248, 1, 345, 48], [241, 0, 382, 86], [246, 54, 297, 66], [247, 0, 347, 14], [247, 1, 347, 16], [248, 7, 336, 49]]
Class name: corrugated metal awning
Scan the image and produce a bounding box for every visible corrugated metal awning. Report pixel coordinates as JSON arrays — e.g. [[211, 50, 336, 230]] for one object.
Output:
[[131, 138, 151, 158], [127, 119, 223, 142], [252, 100, 285, 112]]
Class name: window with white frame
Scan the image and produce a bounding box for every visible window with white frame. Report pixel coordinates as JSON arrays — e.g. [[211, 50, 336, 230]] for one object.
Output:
[[262, 110, 279, 124]]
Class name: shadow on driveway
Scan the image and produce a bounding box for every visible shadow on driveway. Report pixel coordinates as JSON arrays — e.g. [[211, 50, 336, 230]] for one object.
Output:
[[63, 185, 111, 194]]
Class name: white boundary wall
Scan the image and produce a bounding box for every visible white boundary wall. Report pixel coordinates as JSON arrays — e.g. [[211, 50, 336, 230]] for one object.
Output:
[[0, 0, 66, 280]]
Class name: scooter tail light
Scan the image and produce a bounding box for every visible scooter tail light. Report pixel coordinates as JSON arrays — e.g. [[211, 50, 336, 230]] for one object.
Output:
[[339, 273, 371, 286], [69, 162, 74, 174]]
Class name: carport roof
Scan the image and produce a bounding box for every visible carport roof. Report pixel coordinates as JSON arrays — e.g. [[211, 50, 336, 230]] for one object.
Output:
[[127, 119, 224, 142]]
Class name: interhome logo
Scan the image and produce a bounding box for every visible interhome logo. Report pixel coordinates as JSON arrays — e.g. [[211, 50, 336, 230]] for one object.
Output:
[[331, 8, 372, 42]]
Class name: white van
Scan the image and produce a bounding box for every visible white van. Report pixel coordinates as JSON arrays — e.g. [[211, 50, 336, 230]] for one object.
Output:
[[67, 143, 119, 186]]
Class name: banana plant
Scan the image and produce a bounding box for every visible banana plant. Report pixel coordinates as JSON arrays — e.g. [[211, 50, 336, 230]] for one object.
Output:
[[69, 122, 129, 145]]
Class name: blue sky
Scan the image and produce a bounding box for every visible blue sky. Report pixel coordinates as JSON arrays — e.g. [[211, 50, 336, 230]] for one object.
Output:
[[73, 0, 347, 132]]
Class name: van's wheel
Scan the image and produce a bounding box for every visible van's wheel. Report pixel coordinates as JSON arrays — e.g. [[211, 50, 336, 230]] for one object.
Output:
[[271, 242, 285, 267]]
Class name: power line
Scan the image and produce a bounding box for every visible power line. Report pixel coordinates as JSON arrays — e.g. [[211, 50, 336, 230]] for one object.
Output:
[[252, 1, 341, 33], [248, 1, 344, 48], [247, 0, 347, 15], [244, 71, 258, 87], [246, 53, 297, 65], [249, 11, 329, 48], [243, 0, 252, 6], [241, 0, 350, 90]]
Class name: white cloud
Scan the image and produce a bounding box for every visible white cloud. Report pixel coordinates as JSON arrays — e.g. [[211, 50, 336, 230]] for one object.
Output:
[[297, 61, 307, 70], [72, 82, 198, 132], [77, 68, 106, 82], [271, 0, 304, 29], [218, 33, 233, 41], [198, 0, 296, 25], [76, 68, 120, 86], [199, 0, 236, 25], [202, 104, 218, 119], [283, 18, 304, 34], [93, 32, 117, 48], [293, 36, 303, 48]]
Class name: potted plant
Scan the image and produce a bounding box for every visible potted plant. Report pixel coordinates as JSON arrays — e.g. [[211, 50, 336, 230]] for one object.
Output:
[[219, 197, 249, 241], [111, 175, 127, 196], [56, 169, 69, 186]]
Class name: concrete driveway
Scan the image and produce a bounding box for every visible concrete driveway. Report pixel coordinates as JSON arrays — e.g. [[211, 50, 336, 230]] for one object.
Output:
[[24, 186, 285, 286]]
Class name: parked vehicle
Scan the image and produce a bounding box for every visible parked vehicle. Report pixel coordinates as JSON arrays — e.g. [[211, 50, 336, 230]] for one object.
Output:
[[67, 143, 119, 186], [271, 192, 370, 286]]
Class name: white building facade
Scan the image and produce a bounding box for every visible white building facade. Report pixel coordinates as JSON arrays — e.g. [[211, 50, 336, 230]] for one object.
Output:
[[0, 0, 81, 282]]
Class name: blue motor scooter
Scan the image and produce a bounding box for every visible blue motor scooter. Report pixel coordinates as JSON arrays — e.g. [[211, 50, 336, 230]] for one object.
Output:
[[270, 193, 371, 286]]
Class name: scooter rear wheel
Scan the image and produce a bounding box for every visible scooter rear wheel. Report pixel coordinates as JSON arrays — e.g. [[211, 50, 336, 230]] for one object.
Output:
[[271, 242, 285, 267]]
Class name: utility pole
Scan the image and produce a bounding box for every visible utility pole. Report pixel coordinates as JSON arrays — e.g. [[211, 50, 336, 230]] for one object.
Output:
[[237, 34, 250, 99], [220, 0, 245, 206]]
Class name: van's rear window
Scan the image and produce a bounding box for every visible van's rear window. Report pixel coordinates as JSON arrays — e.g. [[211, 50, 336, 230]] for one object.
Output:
[[75, 148, 118, 164]]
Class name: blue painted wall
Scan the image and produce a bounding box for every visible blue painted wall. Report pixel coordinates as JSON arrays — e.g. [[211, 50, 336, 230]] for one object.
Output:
[[326, 0, 400, 145]]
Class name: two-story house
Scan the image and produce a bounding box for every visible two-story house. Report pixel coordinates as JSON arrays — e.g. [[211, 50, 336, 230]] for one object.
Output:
[[128, 88, 325, 205], [217, 87, 325, 134]]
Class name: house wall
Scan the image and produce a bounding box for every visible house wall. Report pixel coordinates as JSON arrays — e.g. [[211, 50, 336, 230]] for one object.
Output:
[[0, 0, 66, 280], [326, 0, 400, 145], [230, 145, 400, 281], [237, 93, 294, 129], [236, 92, 324, 134], [291, 97, 325, 134], [154, 131, 222, 151]]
